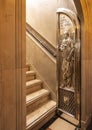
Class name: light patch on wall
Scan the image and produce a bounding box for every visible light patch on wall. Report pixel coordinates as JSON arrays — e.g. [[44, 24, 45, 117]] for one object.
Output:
[[26, 0, 57, 47]]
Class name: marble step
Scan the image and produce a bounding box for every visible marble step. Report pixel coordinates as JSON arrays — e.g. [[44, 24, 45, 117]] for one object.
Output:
[[26, 79, 42, 94], [26, 70, 36, 81], [26, 64, 31, 71], [26, 89, 50, 114], [26, 100, 56, 130]]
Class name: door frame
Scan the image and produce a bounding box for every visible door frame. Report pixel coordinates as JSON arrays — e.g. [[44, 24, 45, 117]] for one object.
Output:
[[15, 0, 26, 130], [15, 0, 92, 129]]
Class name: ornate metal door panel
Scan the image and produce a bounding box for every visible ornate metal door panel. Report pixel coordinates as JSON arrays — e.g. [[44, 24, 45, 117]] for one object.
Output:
[[56, 8, 81, 126]]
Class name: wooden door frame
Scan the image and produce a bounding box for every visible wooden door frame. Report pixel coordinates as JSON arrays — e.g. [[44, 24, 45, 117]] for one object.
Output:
[[74, 0, 92, 129], [15, 0, 92, 129], [15, 0, 26, 130]]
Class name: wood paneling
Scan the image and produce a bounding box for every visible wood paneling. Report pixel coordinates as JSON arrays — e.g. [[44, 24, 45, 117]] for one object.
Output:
[[80, 0, 92, 60], [80, 0, 92, 121], [0, 0, 26, 130], [75, 0, 92, 126], [15, 0, 26, 130], [0, 1, 16, 130]]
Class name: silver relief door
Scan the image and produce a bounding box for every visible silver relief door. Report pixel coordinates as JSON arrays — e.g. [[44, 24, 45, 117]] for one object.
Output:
[[57, 8, 81, 127]]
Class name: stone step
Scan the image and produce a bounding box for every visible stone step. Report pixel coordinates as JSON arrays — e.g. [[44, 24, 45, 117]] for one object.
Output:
[[26, 64, 31, 71], [26, 89, 50, 114], [26, 71, 36, 81], [26, 79, 42, 94], [26, 100, 56, 130]]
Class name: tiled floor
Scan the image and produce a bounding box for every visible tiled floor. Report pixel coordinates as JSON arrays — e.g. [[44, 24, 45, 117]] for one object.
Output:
[[47, 119, 92, 130], [48, 118, 76, 130], [40, 115, 92, 130]]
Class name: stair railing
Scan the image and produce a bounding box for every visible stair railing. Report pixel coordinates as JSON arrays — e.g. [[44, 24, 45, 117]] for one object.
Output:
[[26, 23, 57, 58]]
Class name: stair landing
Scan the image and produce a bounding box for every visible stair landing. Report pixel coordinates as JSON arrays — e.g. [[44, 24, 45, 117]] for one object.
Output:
[[48, 118, 76, 130]]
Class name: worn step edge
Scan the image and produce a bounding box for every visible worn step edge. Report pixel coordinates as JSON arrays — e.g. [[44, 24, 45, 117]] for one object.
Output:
[[26, 101, 56, 128], [26, 70, 36, 75], [30, 109, 56, 130], [26, 89, 50, 106], [26, 79, 42, 88], [26, 79, 42, 94], [26, 94, 50, 115], [26, 71, 36, 81], [26, 64, 31, 68], [26, 107, 56, 130], [26, 64, 32, 71]]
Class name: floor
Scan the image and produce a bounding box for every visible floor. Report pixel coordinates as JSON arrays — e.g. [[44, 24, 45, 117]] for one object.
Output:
[[40, 115, 92, 130], [87, 123, 92, 130], [47, 118, 76, 130]]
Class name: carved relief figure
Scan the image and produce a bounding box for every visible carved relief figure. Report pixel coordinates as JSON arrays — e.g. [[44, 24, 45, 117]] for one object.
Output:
[[60, 31, 74, 88]]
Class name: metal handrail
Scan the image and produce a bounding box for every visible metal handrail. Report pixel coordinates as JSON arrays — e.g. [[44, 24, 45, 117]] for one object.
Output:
[[26, 23, 57, 58]]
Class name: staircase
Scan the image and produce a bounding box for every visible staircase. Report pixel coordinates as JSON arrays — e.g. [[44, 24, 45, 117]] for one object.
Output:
[[26, 64, 56, 130]]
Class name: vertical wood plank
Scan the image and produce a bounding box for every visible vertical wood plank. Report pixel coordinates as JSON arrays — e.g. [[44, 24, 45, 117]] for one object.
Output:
[[15, 0, 26, 130], [0, 0, 16, 130], [74, 0, 92, 126], [0, 0, 26, 130]]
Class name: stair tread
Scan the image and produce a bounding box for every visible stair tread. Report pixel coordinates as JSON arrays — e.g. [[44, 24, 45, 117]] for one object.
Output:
[[26, 64, 31, 66], [26, 64, 31, 67], [26, 70, 36, 75], [26, 100, 56, 127], [26, 89, 49, 104], [26, 79, 42, 87]]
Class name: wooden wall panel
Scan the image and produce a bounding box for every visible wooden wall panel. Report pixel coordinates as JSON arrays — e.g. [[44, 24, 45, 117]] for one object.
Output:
[[73, 0, 92, 124], [80, 0, 92, 60], [0, 1, 16, 130], [80, 0, 92, 120], [75, 0, 92, 127], [15, 0, 26, 130], [0, 0, 26, 130]]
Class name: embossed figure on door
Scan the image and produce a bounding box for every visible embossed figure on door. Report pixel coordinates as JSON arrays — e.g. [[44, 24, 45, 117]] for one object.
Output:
[[60, 31, 74, 89], [57, 8, 81, 125]]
